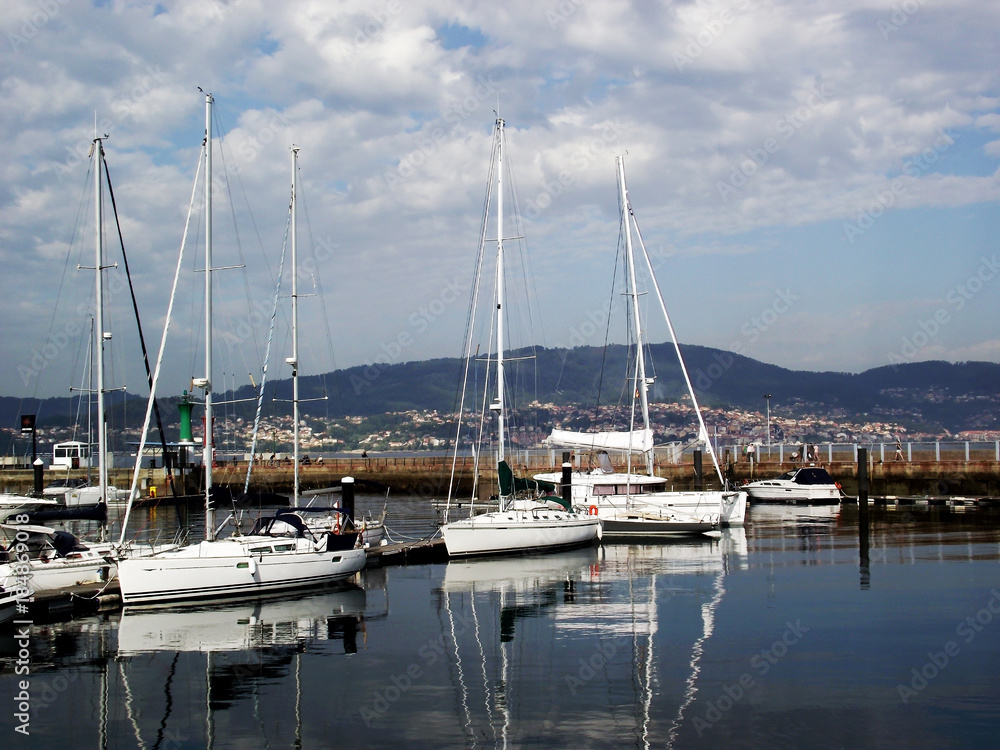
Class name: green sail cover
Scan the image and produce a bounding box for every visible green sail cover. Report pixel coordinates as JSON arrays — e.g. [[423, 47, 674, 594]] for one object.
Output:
[[497, 460, 565, 507]]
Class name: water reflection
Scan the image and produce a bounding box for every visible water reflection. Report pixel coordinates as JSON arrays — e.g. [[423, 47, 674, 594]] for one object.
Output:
[[3, 506, 1000, 749]]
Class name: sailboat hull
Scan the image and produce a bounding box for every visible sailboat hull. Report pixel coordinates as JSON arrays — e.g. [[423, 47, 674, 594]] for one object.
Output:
[[117, 537, 365, 606], [532, 474, 748, 526], [442, 510, 600, 557]]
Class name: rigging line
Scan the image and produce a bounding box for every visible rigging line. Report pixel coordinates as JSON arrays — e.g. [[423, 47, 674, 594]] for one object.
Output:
[[102, 153, 177, 495], [151, 652, 181, 750], [445, 124, 496, 508], [120, 145, 205, 546], [212, 105, 266, 376], [244, 194, 291, 495], [26, 158, 94, 421], [593, 187, 626, 422], [297, 170, 339, 414], [632, 214, 724, 482]]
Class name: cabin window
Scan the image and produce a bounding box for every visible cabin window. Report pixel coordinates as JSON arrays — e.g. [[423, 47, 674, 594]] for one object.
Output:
[[594, 485, 615, 496], [236, 562, 249, 569], [250, 546, 272, 554], [331, 555, 342, 563], [273, 544, 294, 552]]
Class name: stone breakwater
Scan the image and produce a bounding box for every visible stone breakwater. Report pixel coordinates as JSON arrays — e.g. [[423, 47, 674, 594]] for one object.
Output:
[[4, 456, 999, 499]]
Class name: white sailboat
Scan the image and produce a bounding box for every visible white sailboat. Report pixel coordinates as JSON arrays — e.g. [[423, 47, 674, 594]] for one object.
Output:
[[116, 97, 365, 606], [439, 117, 601, 557], [0, 135, 121, 595], [533, 154, 746, 535]]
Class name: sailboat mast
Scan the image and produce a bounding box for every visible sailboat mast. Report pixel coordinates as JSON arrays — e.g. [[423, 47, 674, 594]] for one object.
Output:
[[93, 137, 109, 505], [495, 118, 506, 466], [204, 92, 215, 540], [618, 155, 654, 476], [291, 145, 300, 507]]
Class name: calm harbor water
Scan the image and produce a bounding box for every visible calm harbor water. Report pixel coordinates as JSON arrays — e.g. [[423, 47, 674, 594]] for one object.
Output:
[[2, 500, 1000, 748]]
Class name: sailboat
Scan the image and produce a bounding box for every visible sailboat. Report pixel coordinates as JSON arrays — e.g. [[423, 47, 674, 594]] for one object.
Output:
[[439, 117, 601, 557], [533, 154, 747, 536], [115, 96, 365, 606], [0, 135, 122, 594]]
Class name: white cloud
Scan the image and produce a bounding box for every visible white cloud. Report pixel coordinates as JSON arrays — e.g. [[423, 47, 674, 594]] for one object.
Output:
[[1, 0, 999, 398]]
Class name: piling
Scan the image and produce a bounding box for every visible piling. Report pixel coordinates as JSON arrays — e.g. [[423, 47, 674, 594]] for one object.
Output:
[[693, 450, 703, 491], [33, 458, 43, 494], [342, 476, 355, 524], [858, 447, 870, 589], [561, 462, 572, 506]]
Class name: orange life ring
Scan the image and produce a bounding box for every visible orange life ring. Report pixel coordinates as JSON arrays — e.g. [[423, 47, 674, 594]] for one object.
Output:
[[588, 505, 598, 516]]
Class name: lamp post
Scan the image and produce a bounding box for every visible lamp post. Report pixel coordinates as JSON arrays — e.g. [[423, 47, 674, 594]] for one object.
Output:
[[764, 394, 772, 458]]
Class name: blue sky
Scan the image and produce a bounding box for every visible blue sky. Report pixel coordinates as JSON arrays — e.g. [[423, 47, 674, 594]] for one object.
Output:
[[1, 0, 998, 399]]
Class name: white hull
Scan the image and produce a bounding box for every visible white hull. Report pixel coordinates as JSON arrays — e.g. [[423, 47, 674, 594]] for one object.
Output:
[[0, 547, 115, 594], [533, 472, 747, 526], [117, 536, 365, 606], [594, 503, 718, 539], [0, 494, 59, 519], [744, 468, 844, 504], [744, 484, 842, 503], [442, 509, 600, 557], [117, 586, 366, 653], [0, 592, 17, 625]]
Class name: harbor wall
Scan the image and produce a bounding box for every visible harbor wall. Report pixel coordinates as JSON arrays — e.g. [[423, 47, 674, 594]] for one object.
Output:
[[4, 455, 999, 498]]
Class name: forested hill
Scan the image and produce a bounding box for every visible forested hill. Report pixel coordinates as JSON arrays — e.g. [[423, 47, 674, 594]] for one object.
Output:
[[4, 345, 999, 434]]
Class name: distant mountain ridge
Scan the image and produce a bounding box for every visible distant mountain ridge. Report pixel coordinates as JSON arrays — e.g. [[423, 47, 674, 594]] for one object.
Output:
[[3, 344, 999, 435]]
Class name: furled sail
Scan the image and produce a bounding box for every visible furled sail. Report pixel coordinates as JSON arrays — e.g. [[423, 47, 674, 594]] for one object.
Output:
[[545, 428, 653, 454]]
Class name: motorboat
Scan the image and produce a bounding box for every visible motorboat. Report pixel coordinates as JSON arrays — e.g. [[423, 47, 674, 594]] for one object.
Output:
[[743, 466, 844, 504]]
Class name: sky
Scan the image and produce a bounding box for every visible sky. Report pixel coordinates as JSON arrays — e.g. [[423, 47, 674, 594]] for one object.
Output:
[[2, 0, 999, 402]]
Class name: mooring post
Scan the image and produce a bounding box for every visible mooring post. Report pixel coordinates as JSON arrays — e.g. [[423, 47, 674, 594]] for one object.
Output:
[[33, 457, 44, 495], [342, 476, 355, 525], [693, 449, 703, 491], [858, 447, 870, 589], [561, 462, 572, 507], [858, 447, 869, 517]]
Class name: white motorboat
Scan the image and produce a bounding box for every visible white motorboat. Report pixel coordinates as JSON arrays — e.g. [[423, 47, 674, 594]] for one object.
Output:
[[0, 523, 115, 596], [533, 154, 746, 535], [438, 117, 600, 557], [117, 100, 364, 605], [0, 493, 59, 520], [743, 466, 845, 504]]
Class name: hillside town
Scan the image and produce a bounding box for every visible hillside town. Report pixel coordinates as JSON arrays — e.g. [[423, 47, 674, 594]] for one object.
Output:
[[7, 398, 1000, 461]]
